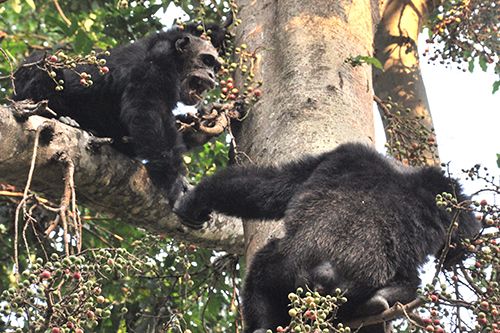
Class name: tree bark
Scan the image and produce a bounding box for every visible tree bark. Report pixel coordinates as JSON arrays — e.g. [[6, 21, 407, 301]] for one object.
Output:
[[373, 0, 439, 165], [0, 105, 244, 253], [234, 1, 377, 259]]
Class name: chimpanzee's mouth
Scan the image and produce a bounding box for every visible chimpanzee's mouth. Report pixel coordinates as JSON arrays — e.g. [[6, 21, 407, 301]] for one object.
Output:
[[188, 76, 216, 102]]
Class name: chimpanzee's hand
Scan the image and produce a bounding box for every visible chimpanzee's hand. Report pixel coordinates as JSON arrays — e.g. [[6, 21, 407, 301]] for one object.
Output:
[[172, 187, 211, 229]]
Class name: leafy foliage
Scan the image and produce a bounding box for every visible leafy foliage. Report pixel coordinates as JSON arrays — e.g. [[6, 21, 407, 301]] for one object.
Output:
[[423, 0, 500, 93], [375, 96, 438, 167], [0, 226, 241, 332], [185, 139, 230, 183]]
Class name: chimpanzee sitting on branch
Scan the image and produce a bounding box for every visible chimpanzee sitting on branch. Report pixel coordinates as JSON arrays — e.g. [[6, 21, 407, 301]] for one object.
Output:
[[13, 26, 222, 204]]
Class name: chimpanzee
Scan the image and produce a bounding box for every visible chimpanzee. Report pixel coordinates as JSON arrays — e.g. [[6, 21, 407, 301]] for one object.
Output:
[[173, 142, 480, 333], [13, 27, 221, 203]]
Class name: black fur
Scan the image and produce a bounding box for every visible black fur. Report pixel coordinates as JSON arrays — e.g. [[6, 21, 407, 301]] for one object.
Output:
[[174, 143, 480, 332], [13, 28, 221, 203], [184, 12, 233, 52], [185, 23, 228, 52]]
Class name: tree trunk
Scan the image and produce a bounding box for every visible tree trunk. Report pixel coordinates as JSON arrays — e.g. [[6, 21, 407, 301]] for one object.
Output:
[[235, 1, 377, 259], [373, 0, 439, 165]]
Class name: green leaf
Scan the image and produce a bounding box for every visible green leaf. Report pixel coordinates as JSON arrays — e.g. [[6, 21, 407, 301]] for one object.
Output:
[[479, 55, 487, 72], [11, 0, 21, 13], [74, 29, 93, 53], [24, 0, 35, 10], [68, 19, 80, 35], [362, 56, 384, 70], [45, 14, 77, 36], [497, 154, 500, 168], [468, 59, 475, 73], [493, 81, 500, 94]]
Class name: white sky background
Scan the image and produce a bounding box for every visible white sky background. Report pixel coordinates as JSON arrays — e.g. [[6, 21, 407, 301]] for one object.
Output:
[[159, 3, 499, 199], [398, 33, 498, 200], [420, 59, 499, 179]]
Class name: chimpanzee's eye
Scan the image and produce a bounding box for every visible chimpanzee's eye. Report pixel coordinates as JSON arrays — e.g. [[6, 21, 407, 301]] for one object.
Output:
[[202, 54, 217, 67]]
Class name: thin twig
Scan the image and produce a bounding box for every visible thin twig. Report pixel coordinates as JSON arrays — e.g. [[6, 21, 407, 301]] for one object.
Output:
[[373, 95, 392, 117], [90, 223, 124, 242], [67, 156, 81, 252], [29, 208, 49, 261], [21, 205, 38, 263], [433, 210, 461, 282], [226, 119, 253, 165], [57, 153, 76, 256], [459, 264, 486, 296], [52, 0, 71, 26], [231, 268, 242, 333], [83, 226, 114, 247], [60, 209, 70, 256], [0, 190, 54, 206], [347, 298, 424, 329], [13, 124, 49, 275], [453, 266, 463, 333], [0, 46, 16, 94], [400, 300, 425, 328], [45, 215, 60, 237]]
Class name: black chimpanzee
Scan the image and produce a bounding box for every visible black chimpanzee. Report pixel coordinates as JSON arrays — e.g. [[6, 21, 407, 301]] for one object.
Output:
[[173, 142, 480, 333], [13, 27, 221, 203]]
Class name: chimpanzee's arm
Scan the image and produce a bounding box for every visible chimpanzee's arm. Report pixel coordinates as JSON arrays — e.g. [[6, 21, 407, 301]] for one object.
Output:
[[173, 154, 325, 228], [121, 79, 186, 203]]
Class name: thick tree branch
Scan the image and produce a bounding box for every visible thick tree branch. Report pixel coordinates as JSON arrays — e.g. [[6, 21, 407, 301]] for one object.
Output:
[[373, 0, 439, 165], [0, 105, 244, 253]]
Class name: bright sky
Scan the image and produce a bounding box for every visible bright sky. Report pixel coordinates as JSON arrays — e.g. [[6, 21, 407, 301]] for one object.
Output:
[[420, 62, 499, 173], [416, 33, 499, 199]]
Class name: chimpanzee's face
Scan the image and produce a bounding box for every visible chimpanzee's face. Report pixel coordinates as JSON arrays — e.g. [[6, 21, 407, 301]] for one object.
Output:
[[176, 35, 221, 105]]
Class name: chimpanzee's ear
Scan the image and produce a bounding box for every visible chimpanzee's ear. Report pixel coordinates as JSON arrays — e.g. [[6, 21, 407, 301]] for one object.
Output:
[[175, 36, 191, 53]]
